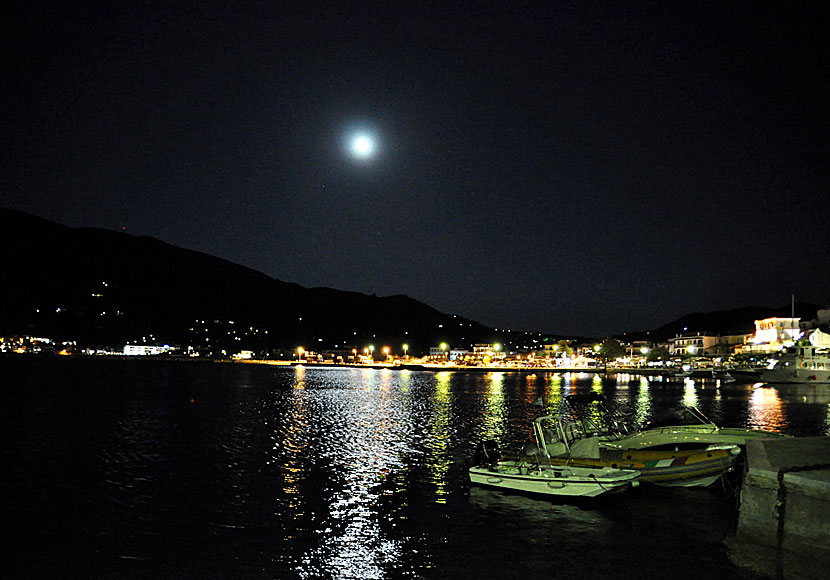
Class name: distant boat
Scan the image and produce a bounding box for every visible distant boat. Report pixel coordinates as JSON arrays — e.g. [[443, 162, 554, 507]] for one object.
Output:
[[761, 341, 830, 384], [711, 369, 736, 383]]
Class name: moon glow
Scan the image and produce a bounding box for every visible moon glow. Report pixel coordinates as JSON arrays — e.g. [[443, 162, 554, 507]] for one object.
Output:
[[349, 133, 375, 159]]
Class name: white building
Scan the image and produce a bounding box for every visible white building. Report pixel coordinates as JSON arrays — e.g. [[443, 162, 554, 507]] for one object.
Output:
[[668, 333, 719, 357], [123, 344, 172, 356], [743, 317, 802, 354]]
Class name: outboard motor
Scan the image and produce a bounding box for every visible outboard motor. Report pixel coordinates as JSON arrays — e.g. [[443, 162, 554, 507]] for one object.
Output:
[[472, 440, 500, 466]]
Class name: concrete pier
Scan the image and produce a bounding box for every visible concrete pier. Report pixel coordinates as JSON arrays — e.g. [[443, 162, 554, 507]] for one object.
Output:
[[727, 436, 830, 579]]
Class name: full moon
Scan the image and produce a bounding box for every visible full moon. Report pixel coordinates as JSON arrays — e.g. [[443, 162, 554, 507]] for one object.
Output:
[[349, 133, 375, 159]]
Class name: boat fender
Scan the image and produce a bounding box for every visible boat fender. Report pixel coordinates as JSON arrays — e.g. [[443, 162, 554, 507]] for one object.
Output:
[[473, 440, 500, 466]]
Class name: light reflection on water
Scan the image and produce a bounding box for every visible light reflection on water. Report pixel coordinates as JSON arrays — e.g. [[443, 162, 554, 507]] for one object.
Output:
[[479, 372, 506, 442], [748, 385, 787, 432], [634, 377, 652, 426], [682, 378, 700, 408], [290, 368, 411, 580], [5, 358, 830, 580], [428, 372, 452, 502]]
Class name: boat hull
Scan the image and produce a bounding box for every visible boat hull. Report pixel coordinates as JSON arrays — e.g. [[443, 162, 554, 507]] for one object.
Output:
[[546, 446, 741, 487], [468, 461, 640, 498], [761, 368, 830, 384]]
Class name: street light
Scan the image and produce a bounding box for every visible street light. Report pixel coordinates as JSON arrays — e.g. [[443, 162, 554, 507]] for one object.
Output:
[[297, 346, 304, 362], [383, 346, 390, 361], [402, 344, 409, 359]]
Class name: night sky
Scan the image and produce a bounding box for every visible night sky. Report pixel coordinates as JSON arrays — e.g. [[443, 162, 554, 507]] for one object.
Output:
[[3, 2, 827, 336]]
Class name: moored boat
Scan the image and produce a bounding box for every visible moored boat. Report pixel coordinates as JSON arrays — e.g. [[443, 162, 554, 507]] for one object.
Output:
[[468, 440, 640, 498], [562, 393, 789, 451], [524, 412, 741, 488], [760, 341, 830, 384]]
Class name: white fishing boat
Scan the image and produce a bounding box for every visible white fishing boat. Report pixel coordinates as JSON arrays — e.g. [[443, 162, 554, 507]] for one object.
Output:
[[469, 439, 640, 498], [761, 341, 830, 384]]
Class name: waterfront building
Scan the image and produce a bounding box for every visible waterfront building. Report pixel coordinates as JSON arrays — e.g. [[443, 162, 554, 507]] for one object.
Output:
[[741, 317, 802, 355], [667, 333, 719, 357], [123, 344, 173, 356]]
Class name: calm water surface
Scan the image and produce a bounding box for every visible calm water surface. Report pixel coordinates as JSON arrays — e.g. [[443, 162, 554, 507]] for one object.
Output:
[[3, 358, 829, 579]]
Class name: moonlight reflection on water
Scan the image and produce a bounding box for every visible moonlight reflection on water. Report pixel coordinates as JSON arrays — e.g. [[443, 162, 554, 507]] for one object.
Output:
[[2, 358, 827, 579]]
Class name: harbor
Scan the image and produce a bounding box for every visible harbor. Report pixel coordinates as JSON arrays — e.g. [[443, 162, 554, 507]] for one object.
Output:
[[4, 356, 829, 579]]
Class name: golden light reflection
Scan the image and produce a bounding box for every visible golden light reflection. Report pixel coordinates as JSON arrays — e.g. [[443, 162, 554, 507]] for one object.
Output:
[[682, 378, 699, 408], [538, 374, 563, 413], [275, 376, 311, 514], [379, 368, 393, 391], [634, 377, 652, 426], [591, 373, 603, 393], [399, 370, 411, 392], [748, 386, 787, 432], [293, 365, 306, 389], [480, 372, 506, 442], [427, 372, 452, 502]]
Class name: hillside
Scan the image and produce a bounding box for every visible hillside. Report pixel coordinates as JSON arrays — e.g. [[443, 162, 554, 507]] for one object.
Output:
[[4, 209, 824, 353], [1, 209, 497, 354], [625, 303, 823, 342]]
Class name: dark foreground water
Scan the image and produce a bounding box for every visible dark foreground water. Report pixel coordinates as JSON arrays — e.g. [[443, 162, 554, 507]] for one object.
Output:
[[3, 358, 829, 579]]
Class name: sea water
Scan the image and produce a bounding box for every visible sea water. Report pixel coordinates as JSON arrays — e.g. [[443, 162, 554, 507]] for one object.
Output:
[[3, 357, 827, 579]]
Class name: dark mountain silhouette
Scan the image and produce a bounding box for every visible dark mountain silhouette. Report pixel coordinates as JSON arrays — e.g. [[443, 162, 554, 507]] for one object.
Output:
[[624, 303, 822, 342], [1, 209, 499, 354], [3, 208, 824, 354]]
